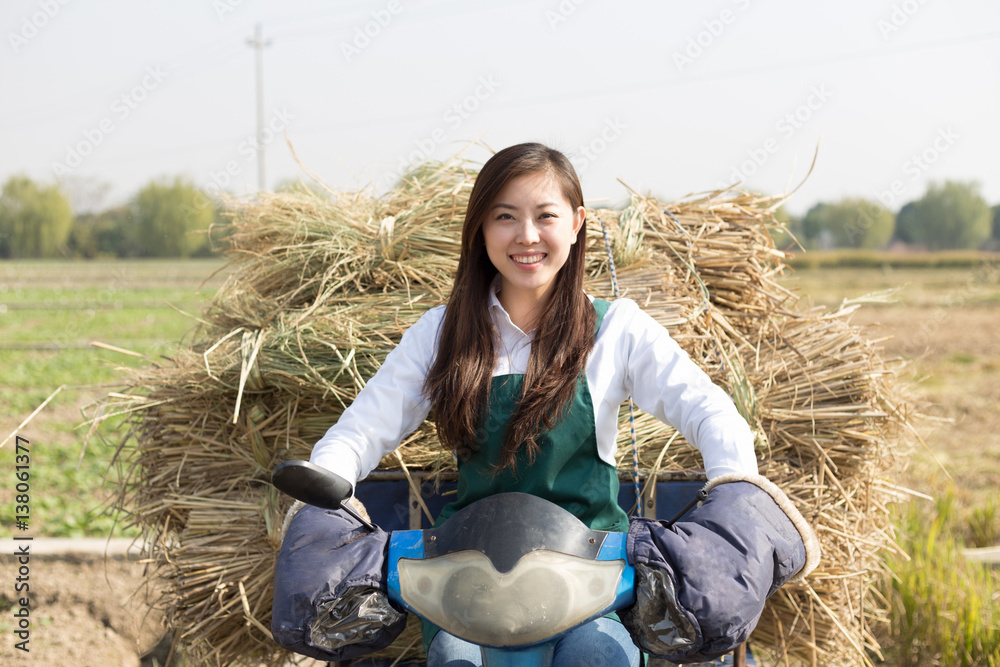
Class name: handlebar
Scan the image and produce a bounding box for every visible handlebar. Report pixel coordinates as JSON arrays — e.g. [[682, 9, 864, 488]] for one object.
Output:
[[271, 460, 374, 530]]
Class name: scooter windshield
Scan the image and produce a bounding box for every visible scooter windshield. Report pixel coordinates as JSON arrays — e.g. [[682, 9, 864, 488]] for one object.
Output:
[[397, 549, 624, 647]]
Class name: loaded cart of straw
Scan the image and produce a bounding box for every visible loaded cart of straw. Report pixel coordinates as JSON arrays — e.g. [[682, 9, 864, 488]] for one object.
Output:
[[105, 156, 905, 666]]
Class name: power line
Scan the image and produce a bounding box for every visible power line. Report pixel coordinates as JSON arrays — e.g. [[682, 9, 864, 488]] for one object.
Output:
[[287, 28, 1000, 136]]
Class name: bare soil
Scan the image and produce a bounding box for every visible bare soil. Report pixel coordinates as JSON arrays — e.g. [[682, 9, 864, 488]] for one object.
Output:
[[850, 304, 1000, 505], [0, 553, 167, 666]]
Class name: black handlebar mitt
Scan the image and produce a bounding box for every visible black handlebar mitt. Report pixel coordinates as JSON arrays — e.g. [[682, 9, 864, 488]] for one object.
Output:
[[621, 473, 821, 663], [271, 501, 407, 661]]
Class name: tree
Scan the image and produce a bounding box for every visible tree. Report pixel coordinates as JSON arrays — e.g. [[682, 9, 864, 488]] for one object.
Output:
[[768, 205, 803, 250], [984, 204, 1000, 251], [799, 202, 832, 249], [839, 199, 895, 249], [0, 176, 74, 258], [131, 178, 217, 257], [893, 201, 917, 244], [800, 198, 894, 249], [67, 206, 139, 258], [894, 181, 991, 250]]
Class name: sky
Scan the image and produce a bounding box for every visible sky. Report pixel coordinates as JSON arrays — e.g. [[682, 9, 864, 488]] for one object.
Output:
[[2, 0, 999, 217]]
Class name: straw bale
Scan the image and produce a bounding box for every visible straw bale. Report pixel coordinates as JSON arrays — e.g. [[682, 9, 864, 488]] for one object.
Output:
[[102, 155, 905, 666]]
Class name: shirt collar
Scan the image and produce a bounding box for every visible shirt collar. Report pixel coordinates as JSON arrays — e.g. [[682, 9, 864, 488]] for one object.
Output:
[[486, 275, 596, 336], [487, 275, 530, 338], [488, 273, 504, 311]]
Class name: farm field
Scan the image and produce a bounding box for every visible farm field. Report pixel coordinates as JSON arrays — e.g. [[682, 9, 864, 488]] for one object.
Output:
[[781, 263, 1000, 512], [0, 259, 229, 538], [3, 259, 996, 537], [781, 262, 1000, 664], [0, 257, 997, 665]]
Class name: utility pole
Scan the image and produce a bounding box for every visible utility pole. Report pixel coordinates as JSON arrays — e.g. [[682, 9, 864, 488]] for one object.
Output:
[[247, 23, 272, 192]]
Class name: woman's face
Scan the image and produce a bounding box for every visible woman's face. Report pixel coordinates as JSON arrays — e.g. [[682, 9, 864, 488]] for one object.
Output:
[[482, 170, 585, 312]]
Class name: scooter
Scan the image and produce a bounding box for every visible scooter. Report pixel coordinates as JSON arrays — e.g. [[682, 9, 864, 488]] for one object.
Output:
[[272, 460, 636, 667]]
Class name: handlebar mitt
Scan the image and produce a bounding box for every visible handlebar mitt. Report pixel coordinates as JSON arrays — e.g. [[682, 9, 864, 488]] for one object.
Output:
[[271, 501, 407, 661], [621, 473, 820, 663]]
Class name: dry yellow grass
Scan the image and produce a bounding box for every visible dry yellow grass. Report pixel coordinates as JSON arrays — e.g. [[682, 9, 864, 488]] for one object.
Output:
[[98, 157, 910, 666]]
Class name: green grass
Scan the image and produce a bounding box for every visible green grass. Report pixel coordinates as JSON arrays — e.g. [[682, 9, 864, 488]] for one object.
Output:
[[0, 258, 226, 539], [1, 307, 199, 344], [0, 258, 225, 283], [948, 351, 979, 365], [879, 492, 1000, 666]]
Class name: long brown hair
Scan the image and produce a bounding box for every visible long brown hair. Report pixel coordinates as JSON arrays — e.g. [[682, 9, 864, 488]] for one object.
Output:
[[424, 143, 595, 473]]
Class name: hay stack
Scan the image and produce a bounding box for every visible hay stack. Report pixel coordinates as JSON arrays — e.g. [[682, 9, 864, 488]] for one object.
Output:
[[105, 156, 904, 666]]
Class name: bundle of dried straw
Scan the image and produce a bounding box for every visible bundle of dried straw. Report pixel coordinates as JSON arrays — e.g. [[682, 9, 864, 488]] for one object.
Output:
[[103, 155, 905, 666]]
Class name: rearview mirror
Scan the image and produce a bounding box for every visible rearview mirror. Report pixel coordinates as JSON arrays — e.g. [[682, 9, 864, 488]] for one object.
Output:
[[272, 460, 373, 530]]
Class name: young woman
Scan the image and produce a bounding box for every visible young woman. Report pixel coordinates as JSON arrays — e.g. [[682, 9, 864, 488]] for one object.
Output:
[[309, 142, 759, 666]]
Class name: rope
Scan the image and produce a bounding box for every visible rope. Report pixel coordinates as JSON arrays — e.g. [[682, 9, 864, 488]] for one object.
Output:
[[598, 214, 642, 516]]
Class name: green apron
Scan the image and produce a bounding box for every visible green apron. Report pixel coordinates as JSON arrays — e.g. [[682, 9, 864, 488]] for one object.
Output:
[[421, 298, 629, 652]]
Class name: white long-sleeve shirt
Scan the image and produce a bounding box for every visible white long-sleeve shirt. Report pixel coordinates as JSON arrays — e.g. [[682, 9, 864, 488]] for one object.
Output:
[[310, 287, 759, 490]]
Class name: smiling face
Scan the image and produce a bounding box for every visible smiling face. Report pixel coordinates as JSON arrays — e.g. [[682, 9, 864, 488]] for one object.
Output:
[[482, 170, 585, 320]]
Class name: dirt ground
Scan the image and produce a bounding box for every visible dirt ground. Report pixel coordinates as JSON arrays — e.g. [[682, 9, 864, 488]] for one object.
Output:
[[849, 304, 1000, 504], [0, 552, 168, 666], [1, 302, 994, 666], [0, 550, 332, 666]]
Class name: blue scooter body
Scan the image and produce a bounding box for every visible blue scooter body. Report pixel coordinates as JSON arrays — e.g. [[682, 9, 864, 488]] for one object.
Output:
[[270, 462, 637, 666], [385, 492, 635, 667]]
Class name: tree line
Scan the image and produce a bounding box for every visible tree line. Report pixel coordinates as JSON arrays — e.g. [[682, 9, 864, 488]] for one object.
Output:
[[1, 174, 998, 259], [0, 176, 224, 259], [782, 180, 1000, 251]]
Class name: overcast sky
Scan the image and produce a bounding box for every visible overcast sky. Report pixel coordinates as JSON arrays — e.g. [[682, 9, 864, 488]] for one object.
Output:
[[3, 0, 999, 217]]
